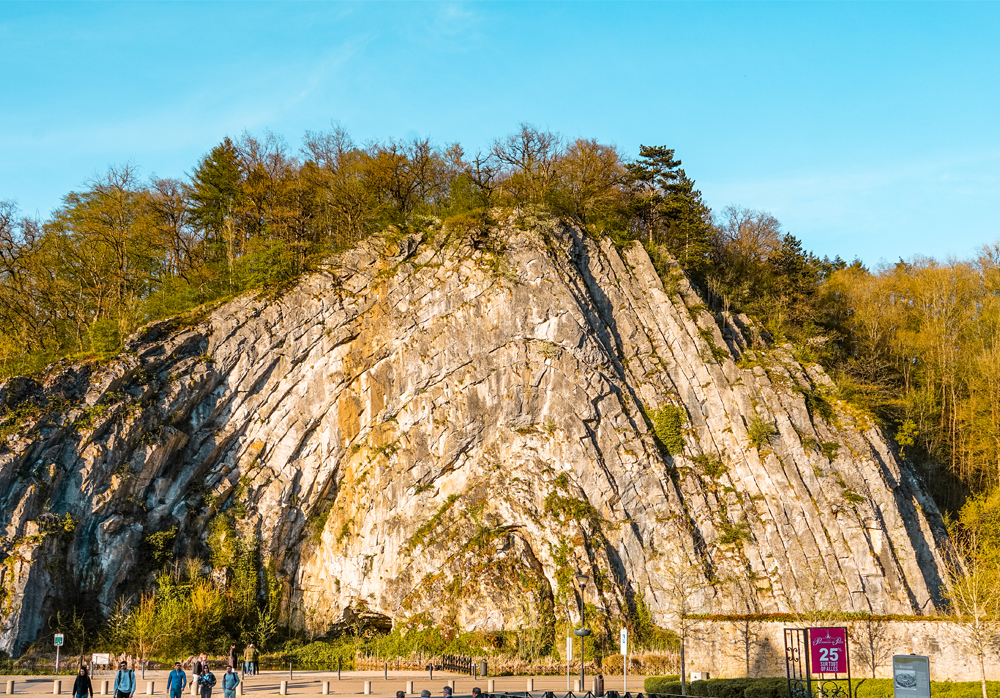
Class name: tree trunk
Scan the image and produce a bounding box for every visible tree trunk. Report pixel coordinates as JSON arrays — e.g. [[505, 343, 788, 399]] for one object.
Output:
[[680, 632, 687, 696], [979, 652, 987, 698]]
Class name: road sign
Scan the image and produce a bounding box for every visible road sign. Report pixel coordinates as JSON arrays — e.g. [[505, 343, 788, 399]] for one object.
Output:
[[893, 655, 930, 698], [54, 634, 64, 647], [620, 627, 628, 655], [809, 627, 848, 674]]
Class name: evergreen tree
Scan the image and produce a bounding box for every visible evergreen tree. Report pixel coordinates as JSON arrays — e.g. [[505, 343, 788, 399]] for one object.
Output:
[[625, 146, 713, 275], [188, 137, 243, 243]]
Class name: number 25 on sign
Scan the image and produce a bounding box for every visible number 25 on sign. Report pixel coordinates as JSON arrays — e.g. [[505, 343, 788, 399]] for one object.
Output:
[[809, 627, 848, 674]]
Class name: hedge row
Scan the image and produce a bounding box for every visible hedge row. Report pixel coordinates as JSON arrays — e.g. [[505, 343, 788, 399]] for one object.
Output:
[[643, 677, 1000, 698]]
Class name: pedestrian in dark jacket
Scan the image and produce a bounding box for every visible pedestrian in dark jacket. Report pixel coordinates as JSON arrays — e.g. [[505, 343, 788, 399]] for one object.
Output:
[[198, 663, 217, 698], [113, 662, 136, 698], [73, 667, 93, 698], [167, 662, 188, 698], [227, 645, 237, 669], [222, 667, 239, 698]]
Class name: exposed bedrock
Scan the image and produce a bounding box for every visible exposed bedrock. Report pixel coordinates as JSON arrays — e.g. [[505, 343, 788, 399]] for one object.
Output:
[[0, 220, 951, 654]]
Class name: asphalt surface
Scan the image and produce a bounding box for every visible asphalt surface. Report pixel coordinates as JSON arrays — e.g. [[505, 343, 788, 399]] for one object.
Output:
[[0, 671, 650, 697]]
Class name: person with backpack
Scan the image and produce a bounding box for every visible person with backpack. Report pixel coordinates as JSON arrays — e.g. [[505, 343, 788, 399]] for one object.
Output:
[[197, 662, 217, 698], [167, 662, 187, 698], [113, 661, 136, 698], [221, 666, 239, 698], [72, 666, 93, 698]]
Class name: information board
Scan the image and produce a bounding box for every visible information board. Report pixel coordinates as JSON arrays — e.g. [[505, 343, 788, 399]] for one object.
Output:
[[92, 653, 111, 665], [893, 655, 930, 698], [808, 627, 848, 674]]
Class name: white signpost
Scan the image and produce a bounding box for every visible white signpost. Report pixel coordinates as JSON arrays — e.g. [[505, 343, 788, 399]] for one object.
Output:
[[893, 655, 931, 698], [566, 633, 572, 690], [54, 634, 64, 673], [620, 627, 628, 693]]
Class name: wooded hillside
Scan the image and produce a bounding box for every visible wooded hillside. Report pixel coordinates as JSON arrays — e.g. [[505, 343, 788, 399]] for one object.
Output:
[[1, 123, 998, 548]]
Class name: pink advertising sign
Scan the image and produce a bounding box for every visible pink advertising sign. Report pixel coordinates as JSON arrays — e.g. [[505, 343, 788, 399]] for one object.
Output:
[[809, 627, 848, 674]]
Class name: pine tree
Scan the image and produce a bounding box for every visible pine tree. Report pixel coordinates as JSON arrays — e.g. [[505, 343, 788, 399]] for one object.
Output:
[[188, 137, 243, 243]]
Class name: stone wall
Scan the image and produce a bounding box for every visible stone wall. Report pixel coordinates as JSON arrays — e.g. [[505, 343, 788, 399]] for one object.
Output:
[[687, 620, 998, 682]]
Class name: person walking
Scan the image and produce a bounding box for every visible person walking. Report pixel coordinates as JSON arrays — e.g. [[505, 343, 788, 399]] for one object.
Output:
[[221, 666, 239, 698], [242, 645, 254, 676], [251, 645, 259, 676], [198, 663, 217, 698], [167, 662, 187, 698], [194, 654, 207, 680], [227, 645, 237, 670], [72, 667, 93, 698], [113, 661, 136, 698]]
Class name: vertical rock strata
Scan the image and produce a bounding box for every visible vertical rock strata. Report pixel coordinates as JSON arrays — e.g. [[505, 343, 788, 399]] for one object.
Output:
[[0, 222, 950, 653]]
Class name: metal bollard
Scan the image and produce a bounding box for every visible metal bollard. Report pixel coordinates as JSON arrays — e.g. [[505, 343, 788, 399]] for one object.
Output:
[[236, 682, 243, 697], [321, 682, 329, 696], [147, 682, 154, 696], [191, 684, 197, 696], [487, 680, 495, 693], [574, 679, 583, 692], [289, 663, 293, 681], [448, 681, 455, 690], [363, 681, 372, 695], [429, 667, 433, 680], [6, 681, 14, 695], [406, 681, 414, 694], [384, 663, 388, 681], [53, 681, 61, 695], [527, 679, 534, 692], [279, 681, 287, 696], [100, 681, 108, 696]]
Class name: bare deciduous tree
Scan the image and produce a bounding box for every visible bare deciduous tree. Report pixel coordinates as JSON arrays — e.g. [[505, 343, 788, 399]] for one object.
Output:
[[848, 613, 893, 678], [650, 559, 713, 696]]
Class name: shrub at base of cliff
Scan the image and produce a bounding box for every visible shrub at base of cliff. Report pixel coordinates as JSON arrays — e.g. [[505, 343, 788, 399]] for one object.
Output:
[[642, 678, 1000, 698]]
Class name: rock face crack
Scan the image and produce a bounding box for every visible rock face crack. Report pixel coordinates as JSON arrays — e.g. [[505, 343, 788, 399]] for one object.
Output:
[[0, 222, 953, 652]]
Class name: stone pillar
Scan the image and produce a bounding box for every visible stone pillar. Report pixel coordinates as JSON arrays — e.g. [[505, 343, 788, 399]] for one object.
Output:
[[526, 679, 533, 692], [322, 682, 330, 696], [53, 681, 61, 695], [147, 682, 154, 695], [574, 679, 583, 692], [100, 681, 108, 695], [487, 680, 495, 693], [363, 681, 372, 695], [6, 681, 14, 695], [406, 682, 414, 694], [280, 681, 287, 696]]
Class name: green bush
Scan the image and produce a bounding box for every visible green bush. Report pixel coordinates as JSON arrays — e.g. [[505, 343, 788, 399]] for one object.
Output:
[[642, 677, 1000, 698], [643, 676, 681, 695], [649, 404, 687, 456]]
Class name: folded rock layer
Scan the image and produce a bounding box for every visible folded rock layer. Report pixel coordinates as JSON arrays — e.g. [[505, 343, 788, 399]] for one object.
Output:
[[0, 221, 951, 654]]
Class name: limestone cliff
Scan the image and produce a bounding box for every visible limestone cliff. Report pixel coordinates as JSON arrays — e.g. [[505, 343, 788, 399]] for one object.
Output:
[[0, 218, 951, 655]]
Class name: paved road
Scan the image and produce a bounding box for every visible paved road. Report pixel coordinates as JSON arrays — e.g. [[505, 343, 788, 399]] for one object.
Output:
[[0, 671, 649, 697]]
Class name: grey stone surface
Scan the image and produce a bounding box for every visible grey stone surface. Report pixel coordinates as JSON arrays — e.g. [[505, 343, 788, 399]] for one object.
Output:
[[0, 221, 951, 654]]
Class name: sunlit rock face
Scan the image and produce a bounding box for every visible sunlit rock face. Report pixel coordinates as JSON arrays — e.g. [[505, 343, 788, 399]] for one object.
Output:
[[0, 219, 951, 654]]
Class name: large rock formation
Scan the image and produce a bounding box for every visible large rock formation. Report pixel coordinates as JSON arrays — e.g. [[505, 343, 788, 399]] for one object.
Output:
[[0, 218, 951, 654]]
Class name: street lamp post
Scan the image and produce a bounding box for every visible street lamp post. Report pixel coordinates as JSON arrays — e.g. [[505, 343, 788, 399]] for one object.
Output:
[[573, 570, 591, 691]]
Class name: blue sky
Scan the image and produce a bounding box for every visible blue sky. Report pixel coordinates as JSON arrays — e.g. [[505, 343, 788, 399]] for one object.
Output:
[[1, 2, 997, 265]]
